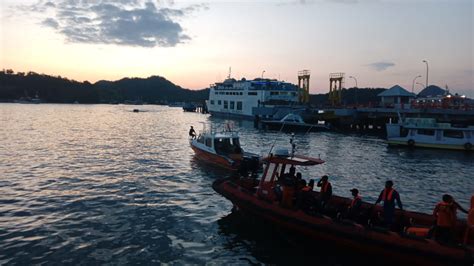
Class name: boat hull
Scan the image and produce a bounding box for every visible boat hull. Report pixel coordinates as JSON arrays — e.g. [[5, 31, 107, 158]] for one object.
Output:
[[262, 121, 330, 132], [387, 139, 470, 151], [213, 179, 473, 266], [191, 143, 239, 170]]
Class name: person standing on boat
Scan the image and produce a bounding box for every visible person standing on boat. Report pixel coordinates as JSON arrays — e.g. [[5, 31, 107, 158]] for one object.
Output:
[[432, 194, 468, 243], [189, 126, 196, 139], [347, 188, 362, 220], [317, 175, 332, 209], [375, 180, 403, 227]]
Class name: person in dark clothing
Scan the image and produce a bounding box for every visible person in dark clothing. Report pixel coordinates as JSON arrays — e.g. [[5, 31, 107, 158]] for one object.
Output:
[[189, 126, 196, 139], [317, 175, 332, 209], [375, 180, 403, 227]]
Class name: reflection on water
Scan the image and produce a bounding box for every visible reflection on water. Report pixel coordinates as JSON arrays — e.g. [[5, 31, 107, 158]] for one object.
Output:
[[0, 104, 472, 264]]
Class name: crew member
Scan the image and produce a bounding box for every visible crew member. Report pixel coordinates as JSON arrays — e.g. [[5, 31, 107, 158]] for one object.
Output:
[[189, 126, 196, 139], [347, 188, 362, 219], [375, 180, 403, 227], [433, 194, 468, 243], [317, 175, 332, 209]]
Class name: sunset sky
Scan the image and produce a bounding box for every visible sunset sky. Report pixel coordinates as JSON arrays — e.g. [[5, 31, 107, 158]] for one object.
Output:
[[1, 0, 473, 96]]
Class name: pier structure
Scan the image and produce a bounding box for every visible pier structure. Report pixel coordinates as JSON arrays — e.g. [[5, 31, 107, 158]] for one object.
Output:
[[329, 73, 344, 106], [297, 70, 311, 104]]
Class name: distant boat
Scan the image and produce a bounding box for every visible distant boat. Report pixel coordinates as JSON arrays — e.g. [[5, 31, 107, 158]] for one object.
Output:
[[261, 113, 330, 132], [386, 117, 474, 151], [182, 103, 197, 112]]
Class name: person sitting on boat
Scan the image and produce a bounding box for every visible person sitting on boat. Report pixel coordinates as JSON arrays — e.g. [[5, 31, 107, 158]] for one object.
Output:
[[375, 180, 403, 228], [189, 126, 196, 139], [346, 188, 362, 220], [432, 194, 468, 244], [317, 175, 332, 209]]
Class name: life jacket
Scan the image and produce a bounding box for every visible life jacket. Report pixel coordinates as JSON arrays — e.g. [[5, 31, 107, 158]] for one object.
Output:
[[381, 188, 394, 202], [435, 201, 455, 227], [321, 182, 330, 193], [350, 195, 362, 208], [302, 186, 312, 192]]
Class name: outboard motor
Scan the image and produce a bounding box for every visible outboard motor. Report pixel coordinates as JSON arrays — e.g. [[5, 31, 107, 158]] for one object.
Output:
[[239, 155, 261, 176]]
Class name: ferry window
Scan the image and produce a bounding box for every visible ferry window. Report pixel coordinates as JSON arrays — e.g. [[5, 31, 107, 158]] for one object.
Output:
[[205, 138, 212, 147], [236, 101, 242, 110], [218, 100, 221, 105], [230, 101, 235, 109], [443, 130, 464, 139], [270, 92, 278, 95], [240, 92, 243, 95], [210, 100, 214, 105], [291, 92, 297, 96], [417, 129, 435, 136], [226, 92, 229, 95], [224, 101, 228, 109], [248, 92, 257, 96], [214, 92, 218, 95]]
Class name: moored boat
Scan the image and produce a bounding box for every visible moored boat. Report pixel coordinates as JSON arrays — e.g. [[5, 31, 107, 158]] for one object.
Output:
[[190, 125, 260, 172], [386, 117, 474, 151], [261, 113, 330, 132], [212, 147, 474, 265]]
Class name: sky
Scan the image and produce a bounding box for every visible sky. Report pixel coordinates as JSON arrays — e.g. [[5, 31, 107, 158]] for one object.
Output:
[[0, 0, 473, 96]]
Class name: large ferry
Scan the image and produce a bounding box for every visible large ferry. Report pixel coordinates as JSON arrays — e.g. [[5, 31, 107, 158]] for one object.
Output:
[[207, 78, 299, 119]]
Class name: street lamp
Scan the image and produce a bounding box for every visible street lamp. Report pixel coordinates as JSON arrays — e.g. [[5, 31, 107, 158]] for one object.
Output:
[[422, 60, 429, 88], [412, 75, 422, 93], [348, 76, 358, 105]]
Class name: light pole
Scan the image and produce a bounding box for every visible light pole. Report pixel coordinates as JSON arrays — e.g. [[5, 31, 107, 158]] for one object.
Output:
[[349, 76, 358, 105], [422, 60, 429, 88], [412, 75, 422, 93]]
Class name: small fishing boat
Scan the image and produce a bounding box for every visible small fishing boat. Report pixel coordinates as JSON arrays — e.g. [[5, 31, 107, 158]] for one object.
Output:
[[261, 113, 330, 132], [190, 125, 260, 172], [386, 117, 474, 151], [213, 138, 473, 265]]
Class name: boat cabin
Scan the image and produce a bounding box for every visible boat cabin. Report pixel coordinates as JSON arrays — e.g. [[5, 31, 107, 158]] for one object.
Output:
[[195, 131, 243, 155], [257, 151, 324, 201]]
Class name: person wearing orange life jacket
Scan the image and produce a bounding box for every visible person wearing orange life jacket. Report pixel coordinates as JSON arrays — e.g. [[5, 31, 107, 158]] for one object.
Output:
[[347, 188, 362, 220], [433, 194, 468, 243], [317, 175, 332, 209], [374, 180, 403, 227]]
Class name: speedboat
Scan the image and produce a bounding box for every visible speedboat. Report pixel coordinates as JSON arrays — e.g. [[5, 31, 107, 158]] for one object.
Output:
[[386, 117, 474, 151], [190, 125, 260, 172], [212, 139, 473, 265], [261, 113, 329, 132]]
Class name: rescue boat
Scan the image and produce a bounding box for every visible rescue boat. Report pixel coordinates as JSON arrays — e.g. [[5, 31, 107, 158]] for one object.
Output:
[[190, 124, 260, 172], [212, 149, 473, 265]]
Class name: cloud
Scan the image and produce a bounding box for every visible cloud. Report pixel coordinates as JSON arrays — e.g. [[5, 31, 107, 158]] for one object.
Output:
[[367, 61, 395, 71], [41, 18, 59, 29], [27, 0, 206, 47]]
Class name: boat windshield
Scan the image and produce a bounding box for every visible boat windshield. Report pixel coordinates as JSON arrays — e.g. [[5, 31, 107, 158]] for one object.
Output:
[[214, 137, 242, 154]]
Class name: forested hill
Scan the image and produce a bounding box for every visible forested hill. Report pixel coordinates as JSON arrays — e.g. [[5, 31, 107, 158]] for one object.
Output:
[[0, 70, 209, 103]]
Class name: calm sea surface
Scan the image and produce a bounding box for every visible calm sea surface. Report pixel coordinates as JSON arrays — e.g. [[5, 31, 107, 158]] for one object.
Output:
[[0, 104, 473, 265]]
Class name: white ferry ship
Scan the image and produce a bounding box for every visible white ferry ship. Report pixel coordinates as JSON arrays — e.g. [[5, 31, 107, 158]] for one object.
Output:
[[386, 117, 473, 151], [207, 78, 299, 118]]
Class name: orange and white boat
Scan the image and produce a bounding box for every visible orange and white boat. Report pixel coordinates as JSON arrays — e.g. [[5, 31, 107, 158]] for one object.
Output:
[[190, 125, 260, 172]]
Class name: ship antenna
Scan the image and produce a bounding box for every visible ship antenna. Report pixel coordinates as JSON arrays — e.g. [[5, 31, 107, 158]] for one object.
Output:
[[227, 67, 231, 79]]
